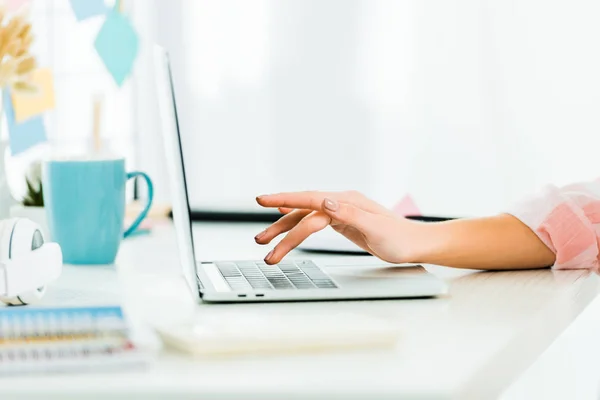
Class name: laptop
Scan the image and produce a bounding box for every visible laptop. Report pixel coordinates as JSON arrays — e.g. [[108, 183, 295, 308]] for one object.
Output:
[[153, 46, 448, 302]]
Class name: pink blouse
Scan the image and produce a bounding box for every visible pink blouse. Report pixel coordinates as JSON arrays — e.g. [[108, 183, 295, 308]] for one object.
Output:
[[508, 179, 600, 270]]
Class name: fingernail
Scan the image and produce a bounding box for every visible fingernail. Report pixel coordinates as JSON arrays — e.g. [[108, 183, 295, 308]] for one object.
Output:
[[324, 198, 339, 211], [265, 249, 275, 262], [255, 230, 267, 241]]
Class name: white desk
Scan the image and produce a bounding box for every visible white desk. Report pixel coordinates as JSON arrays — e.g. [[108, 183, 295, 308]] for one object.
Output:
[[2, 221, 600, 400]]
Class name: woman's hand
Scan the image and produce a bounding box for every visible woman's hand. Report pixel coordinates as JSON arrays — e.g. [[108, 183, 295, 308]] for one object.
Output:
[[254, 190, 556, 270], [254, 191, 416, 264]]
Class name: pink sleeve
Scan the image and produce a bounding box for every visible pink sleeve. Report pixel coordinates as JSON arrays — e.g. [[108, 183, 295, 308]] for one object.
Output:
[[507, 179, 600, 270]]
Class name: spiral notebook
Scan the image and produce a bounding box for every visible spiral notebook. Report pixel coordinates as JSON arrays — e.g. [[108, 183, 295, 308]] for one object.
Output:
[[0, 306, 151, 375]]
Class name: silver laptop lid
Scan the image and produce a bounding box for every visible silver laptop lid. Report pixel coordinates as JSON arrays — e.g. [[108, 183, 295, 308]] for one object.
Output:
[[153, 46, 211, 301]]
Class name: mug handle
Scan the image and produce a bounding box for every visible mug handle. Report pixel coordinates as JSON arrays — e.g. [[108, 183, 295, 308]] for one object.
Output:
[[124, 171, 154, 238]]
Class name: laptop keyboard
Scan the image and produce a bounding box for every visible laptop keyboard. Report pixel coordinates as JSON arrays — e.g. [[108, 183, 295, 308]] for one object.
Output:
[[215, 260, 338, 291]]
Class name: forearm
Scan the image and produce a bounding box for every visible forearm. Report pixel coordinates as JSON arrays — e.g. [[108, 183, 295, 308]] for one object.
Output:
[[408, 214, 556, 270]]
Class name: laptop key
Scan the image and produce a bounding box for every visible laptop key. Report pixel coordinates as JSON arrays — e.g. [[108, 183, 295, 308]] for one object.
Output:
[[278, 264, 299, 269], [314, 282, 337, 289], [266, 275, 294, 289], [269, 280, 294, 290], [294, 285, 316, 290], [287, 279, 315, 289], [216, 263, 243, 278]]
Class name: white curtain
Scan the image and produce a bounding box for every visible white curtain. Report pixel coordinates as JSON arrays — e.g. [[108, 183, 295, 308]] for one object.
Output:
[[135, 0, 600, 217]]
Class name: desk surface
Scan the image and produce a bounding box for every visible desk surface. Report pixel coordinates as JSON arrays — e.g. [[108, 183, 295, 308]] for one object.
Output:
[[1, 221, 600, 400]]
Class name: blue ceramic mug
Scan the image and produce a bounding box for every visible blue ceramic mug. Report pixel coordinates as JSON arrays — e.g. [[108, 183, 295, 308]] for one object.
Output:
[[42, 157, 153, 265]]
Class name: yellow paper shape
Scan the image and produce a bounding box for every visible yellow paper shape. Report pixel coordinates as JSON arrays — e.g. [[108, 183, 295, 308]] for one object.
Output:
[[11, 68, 56, 123]]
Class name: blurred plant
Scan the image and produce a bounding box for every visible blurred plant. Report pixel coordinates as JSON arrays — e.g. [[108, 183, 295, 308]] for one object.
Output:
[[0, 8, 36, 93], [22, 160, 43, 207]]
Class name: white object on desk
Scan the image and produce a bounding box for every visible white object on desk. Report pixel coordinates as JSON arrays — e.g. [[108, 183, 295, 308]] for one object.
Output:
[[0, 218, 62, 306], [154, 311, 400, 356]]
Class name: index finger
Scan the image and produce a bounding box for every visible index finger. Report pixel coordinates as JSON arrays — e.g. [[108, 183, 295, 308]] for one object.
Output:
[[256, 191, 393, 215], [257, 191, 326, 211]]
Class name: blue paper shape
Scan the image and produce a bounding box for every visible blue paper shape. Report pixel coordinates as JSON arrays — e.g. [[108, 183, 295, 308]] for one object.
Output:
[[3, 90, 47, 155], [69, 0, 108, 21], [94, 9, 139, 87]]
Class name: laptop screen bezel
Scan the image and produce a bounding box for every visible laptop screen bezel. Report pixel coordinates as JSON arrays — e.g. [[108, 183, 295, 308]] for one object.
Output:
[[154, 47, 209, 300]]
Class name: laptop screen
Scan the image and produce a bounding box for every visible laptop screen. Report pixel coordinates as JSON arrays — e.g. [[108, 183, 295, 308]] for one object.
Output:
[[153, 47, 203, 300]]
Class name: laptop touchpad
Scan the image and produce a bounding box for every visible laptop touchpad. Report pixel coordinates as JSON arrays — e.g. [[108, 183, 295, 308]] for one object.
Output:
[[327, 265, 432, 286]]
